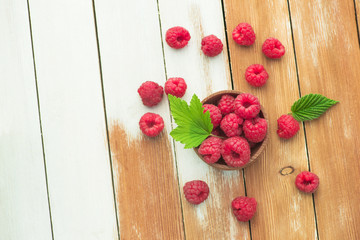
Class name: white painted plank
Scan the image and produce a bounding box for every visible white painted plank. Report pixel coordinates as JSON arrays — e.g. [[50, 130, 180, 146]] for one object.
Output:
[[27, 0, 118, 239], [158, 0, 250, 238], [0, 0, 52, 239]]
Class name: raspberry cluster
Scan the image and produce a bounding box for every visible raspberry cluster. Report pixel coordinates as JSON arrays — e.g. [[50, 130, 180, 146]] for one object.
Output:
[[198, 93, 268, 168]]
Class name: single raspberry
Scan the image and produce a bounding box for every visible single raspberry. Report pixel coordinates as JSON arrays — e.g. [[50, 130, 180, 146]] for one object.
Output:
[[245, 64, 269, 87], [183, 180, 209, 205], [232, 196, 257, 222], [137, 81, 164, 107], [232, 23, 256, 46], [165, 26, 191, 49], [234, 93, 261, 120], [221, 137, 250, 167], [295, 171, 319, 193], [201, 35, 223, 57], [243, 117, 268, 143], [165, 77, 187, 98], [198, 137, 222, 164], [203, 104, 222, 128], [277, 114, 300, 139], [220, 113, 244, 137], [139, 113, 164, 137], [217, 94, 235, 115], [262, 38, 285, 59]]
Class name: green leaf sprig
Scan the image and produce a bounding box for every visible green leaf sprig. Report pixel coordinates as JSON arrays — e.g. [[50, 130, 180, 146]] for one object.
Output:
[[291, 94, 339, 121], [168, 94, 213, 148]]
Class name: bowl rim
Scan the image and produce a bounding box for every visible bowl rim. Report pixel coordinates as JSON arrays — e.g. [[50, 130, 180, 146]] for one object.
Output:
[[194, 90, 269, 171]]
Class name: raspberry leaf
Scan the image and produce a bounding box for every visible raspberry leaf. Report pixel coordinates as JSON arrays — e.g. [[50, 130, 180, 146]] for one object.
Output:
[[169, 94, 213, 148], [291, 94, 339, 121]]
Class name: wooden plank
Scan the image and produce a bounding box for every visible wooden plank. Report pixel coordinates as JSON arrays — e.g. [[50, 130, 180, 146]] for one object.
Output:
[[158, 1, 251, 239], [288, 0, 360, 239], [93, 0, 185, 239], [223, 0, 317, 239], [0, 0, 53, 239], [27, 0, 119, 239]]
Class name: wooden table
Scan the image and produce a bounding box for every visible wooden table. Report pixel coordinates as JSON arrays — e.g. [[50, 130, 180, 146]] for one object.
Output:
[[1, 0, 359, 239]]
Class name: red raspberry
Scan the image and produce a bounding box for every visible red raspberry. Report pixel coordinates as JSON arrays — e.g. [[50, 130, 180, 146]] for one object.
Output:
[[245, 64, 269, 87], [139, 113, 164, 137], [232, 23, 256, 46], [183, 180, 209, 205], [217, 94, 235, 115], [137, 81, 164, 107], [220, 113, 244, 137], [221, 137, 250, 167], [201, 35, 223, 57], [198, 137, 222, 164], [203, 104, 222, 128], [277, 114, 300, 139], [295, 171, 319, 193], [165, 77, 187, 98], [262, 37, 285, 59], [234, 93, 261, 120], [165, 26, 191, 49], [243, 117, 268, 143], [232, 196, 257, 222]]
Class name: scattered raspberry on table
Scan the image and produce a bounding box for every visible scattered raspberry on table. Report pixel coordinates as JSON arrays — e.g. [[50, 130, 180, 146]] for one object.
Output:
[[183, 180, 209, 205], [203, 104, 222, 128], [139, 112, 164, 137], [262, 37, 285, 59], [234, 93, 261, 119], [165, 77, 187, 98], [220, 113, 244, 137], [277, 114, 300, 139], [245, 64, 269, 87], [198, 137, 223, 164], [243, 117, 268, 143], [217, 94, 235, 115], [232, 196, 257, 222], [295, 171, 319, 193], [221, 136, 250, 167], [165, 26, 191, 49], [232, 23, 256, 46], [201, 35, 223, 57], [137, 81, 164, 107]]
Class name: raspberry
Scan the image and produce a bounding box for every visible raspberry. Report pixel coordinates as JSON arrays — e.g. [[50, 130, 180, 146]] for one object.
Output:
[[295, 171, 319, 193], [201, 35, 223, 57], [220, 113, 244, 137], [139, 113, 164, 137], [234, 93, 261, 120], [165, 77, 187, 98], [262, 37, 285, 59], [183, 180, 209, 205], [217, 94, 235, 115], [277, 114, 300, 139], [245, 64, 269, 87], [232, 23, 256, 46], [243, 117, 268, 143], [203, 104, 222, 128], [137, 81, 164, 107], [221, 137, 250, 167], [165, 26, 191, 49], [232, 196, 257, 222], [198, 137, 222, 164]]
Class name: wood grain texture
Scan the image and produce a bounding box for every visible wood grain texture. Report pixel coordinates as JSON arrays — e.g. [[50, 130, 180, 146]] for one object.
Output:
[[289, 0, 360, 239], [28, 0, 119, 239], [158, 0, 250, 239], [223, 0, 317, 239], [93, 0, 184, 238], [0, 0, 52, 239]]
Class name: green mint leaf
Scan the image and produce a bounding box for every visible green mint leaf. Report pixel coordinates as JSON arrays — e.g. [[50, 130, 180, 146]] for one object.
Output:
[[291, 94, 339, 121], [169, 94, 213, 148]]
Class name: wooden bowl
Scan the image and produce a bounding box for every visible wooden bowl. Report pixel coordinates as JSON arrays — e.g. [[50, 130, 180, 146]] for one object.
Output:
[[194, 90, 269, 170]]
